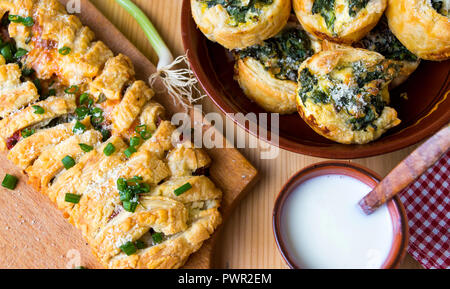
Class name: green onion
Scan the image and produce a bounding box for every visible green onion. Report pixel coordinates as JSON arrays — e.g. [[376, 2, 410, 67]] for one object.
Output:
[[48, 89, 56, 96], [174, 183, 192, 196], [62, 155, 76, 169], [22, 66, 34, 77], [119, 241, 137, 256], [152, 232, 163, 244], [124, 146, 137, 158], [65, 193, 81, 204], [79, 143, 93, 152], [115, 0, 173, 69], [1, 45, 13, 62], [90, 107, 104, 125], [103, 143, 115, 156], [2, 174, 18, 190], [58, 46, 71, 55], [135, 124, 152, 140], [79, 93, 90, 105], [117, 178, 127, 192], [32, 105, 45, 114], [21, 128, 35, 138], [64, 85, 79, 94], [14, 48, 28, 58], [100, 129, 111, 142], [123, 201, 138, 213], [73, 121, 86, 134], [75, 107, 90, 120], [129, 136, 140, 147], [8, 15, 34, 27]]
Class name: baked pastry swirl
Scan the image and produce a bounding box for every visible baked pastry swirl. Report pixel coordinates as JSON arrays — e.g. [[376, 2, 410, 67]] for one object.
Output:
[[296, 47, 401, 144], [386, 0, 450, 61], [190, 0, 291, 49], [357, 17, 420, 88], [293, 0, 387, 44], [0, 0, 222, 269], [234, 22, 322, 114]]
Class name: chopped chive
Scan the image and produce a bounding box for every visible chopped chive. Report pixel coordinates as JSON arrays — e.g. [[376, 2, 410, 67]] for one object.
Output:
[[79, 93, 90, 105], [135, 240, 146, 249], [174, 183, 192, 196], [62, 155, 76, 169], [8, 15, 34, 26], [135, 124, 152, 140], [117, 178, 127, 192], [21, 128, 35, 138], [14, 48, 28, 58], [2, 174, 18, 190], [8, 15, 20, 22], [32, 105, 45, 114], [75, 107, 89, 120], [129, 136, 140, 147], [152, 232, 163, 244], [103, 143, 115, 156], [21, 17, 34, 27], [64, 85, 78, 94], [124, 146, 137, 158], [1, 45, 13, 62], [79, 143, 93, 152], [100, 129, 111, 142], [119, 241, 137, 256], [122, 201, 138, 213], [58, 46, 71, 55], [73, 121, 86, 134], [65, 193, 81, 204], [90, 107, 104, 125], [47, 88, 56, 96]]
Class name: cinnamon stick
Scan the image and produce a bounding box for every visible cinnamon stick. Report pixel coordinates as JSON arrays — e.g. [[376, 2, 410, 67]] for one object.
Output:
[[359, 124, 450, 215]]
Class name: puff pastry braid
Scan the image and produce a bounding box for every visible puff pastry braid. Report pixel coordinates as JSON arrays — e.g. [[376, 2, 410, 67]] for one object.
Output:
[[0, 0, 222, 269]]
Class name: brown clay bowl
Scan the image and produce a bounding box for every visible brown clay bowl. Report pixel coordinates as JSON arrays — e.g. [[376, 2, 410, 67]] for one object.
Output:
[[181, 0, 450, 159], [272, 161, 408, 269]]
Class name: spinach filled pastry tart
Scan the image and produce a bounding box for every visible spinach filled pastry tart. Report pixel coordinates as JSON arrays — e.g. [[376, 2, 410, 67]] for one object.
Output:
[[190, 0, 291, 49], [357, 17, 420, 88], [293, 0, 387, 44], [0, 0, 222, 269], [234, 22, 322, 114], [386, 0, 450, 61], [296, 47, 401, 144]]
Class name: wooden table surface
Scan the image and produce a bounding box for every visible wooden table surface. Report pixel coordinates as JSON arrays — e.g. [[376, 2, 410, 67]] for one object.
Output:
[[89, 0, 423, 269]]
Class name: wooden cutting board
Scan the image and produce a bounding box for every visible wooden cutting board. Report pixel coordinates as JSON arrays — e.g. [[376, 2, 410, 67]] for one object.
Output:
[[0, 0, 258, 269]]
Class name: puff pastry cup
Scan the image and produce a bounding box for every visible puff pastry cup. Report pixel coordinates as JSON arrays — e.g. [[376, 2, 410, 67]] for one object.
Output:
[[293, 0, 387, 44], [0, 0, 222, 269], [190, 0, 291, 49], [386, 0, 450, 61], [296, 47, 401, 144], [234, 22, 322, 114], [356, 17, 420, 88]]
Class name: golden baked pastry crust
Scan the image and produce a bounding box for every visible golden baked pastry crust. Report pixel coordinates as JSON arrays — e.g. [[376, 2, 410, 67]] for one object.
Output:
[[234, 22, 322, 114], [191, 0, 291, 49], [293, 0, 387, 44], [386, 0, 450, 61], [0, 0, 222, 269], [296, 47, 401, 144]]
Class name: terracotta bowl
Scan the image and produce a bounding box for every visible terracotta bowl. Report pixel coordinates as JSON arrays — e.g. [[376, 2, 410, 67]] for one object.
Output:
[[181, 0, 450, 158], [272, 161, 408, 269]]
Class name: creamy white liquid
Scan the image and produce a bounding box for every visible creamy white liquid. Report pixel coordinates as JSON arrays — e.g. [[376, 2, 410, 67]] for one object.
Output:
[[281, 174, 394, 269]]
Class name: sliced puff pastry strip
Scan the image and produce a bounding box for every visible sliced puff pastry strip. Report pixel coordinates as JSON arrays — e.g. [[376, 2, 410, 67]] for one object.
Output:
[[191, 0, 291, 49]]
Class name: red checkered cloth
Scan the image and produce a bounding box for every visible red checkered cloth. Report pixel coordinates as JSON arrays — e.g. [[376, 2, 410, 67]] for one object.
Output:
[[399, 150, 450, 269]]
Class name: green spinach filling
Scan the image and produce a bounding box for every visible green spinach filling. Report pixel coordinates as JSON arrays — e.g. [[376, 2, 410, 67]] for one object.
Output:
[[312, 0, 336, 30], [348, 0, 370, 16], [238, 27, 314, 81], [312, 0, 372, 30], [200, 0, 273, 24], [298, 61, 396, 131], [431, 0, 449, 17], [359, 18, 417, 62]]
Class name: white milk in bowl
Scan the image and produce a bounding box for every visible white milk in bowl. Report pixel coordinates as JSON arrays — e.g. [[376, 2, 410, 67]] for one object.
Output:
[[280, 174, 394, 269]]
